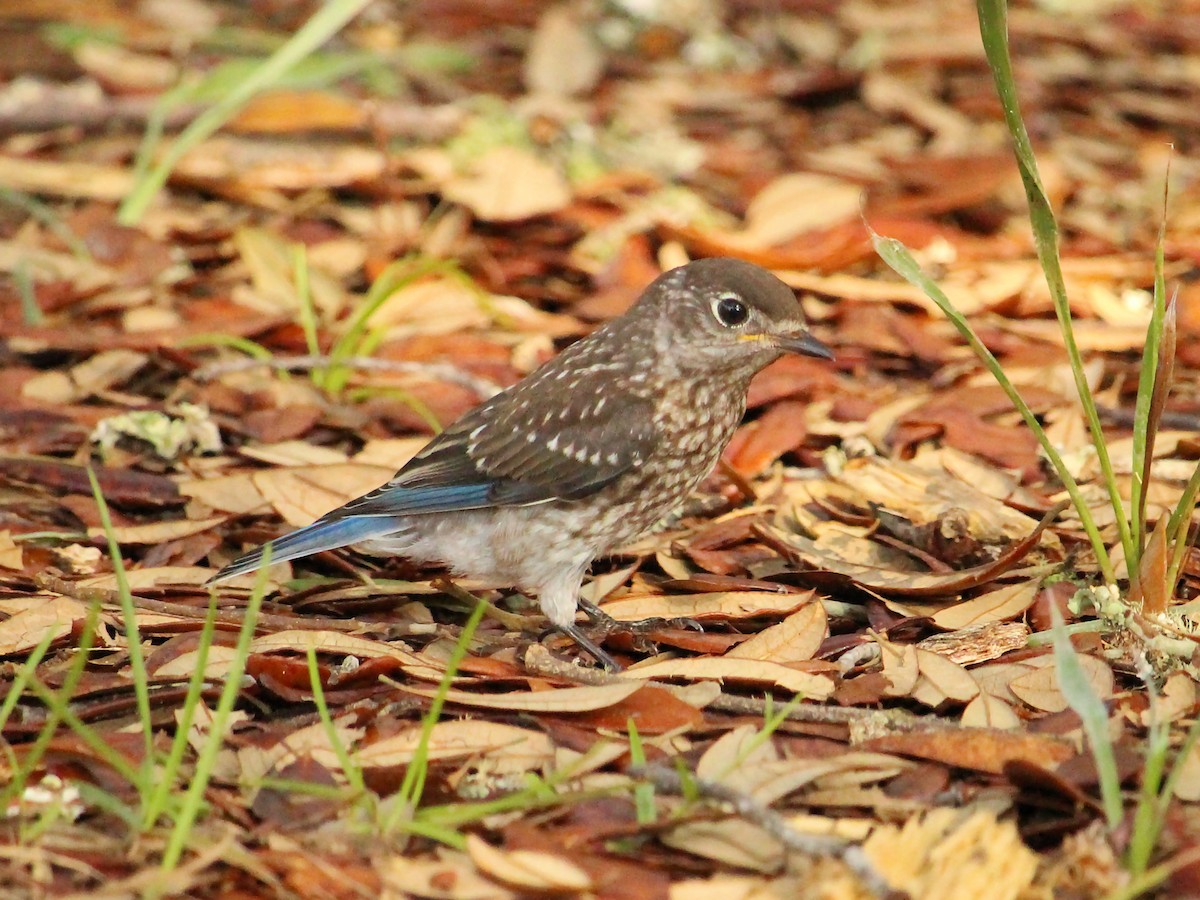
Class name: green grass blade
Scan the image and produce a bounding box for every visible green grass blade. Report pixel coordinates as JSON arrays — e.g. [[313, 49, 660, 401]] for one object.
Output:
[[976, 0, 1133, 570], [118, 0, 374, 224], [306, 646, 366, 794], [293, 243, 325, 390], [1049, 605, 1123, 828], [87, 468, 154, 766], [141, 595, 221, 830], [627, 718, 656, 826], [873, 233, 1114, 582], [1129, 194, 1172, 565], [160, 549, 271, 872], [390, 588, 488, 822]]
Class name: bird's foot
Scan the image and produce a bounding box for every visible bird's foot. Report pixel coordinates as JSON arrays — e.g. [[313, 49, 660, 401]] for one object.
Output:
[[578, 599, 703, 646], [545, 602, 703, 672]]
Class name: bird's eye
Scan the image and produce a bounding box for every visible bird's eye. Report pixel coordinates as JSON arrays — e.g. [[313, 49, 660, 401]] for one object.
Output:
[[713, 295, 749, 327]]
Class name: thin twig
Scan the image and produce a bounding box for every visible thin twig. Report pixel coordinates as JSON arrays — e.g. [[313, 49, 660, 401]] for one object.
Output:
[[193, 355, 503, 399], [629, 763, 892, 897]]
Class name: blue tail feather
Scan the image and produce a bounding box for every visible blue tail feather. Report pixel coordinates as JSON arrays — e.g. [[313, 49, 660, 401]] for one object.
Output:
[[208, 515, 395, 583]]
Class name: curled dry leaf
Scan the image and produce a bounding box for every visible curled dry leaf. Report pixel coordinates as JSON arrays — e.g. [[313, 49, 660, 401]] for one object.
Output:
[[885, 580, 1040, 630], [624, 658, 835, 700], [759, 499, 1060, 597], [834, 456, 1052, 545], [465, 834, 593, 892]]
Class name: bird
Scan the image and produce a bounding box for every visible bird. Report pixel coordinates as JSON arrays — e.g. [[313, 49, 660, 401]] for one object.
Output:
[[209, 257, 834, 668]]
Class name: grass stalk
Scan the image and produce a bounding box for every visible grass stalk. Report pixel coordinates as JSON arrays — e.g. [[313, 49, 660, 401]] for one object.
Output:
[[160, 551, 271, 873], [975, 0, 1134, 571]]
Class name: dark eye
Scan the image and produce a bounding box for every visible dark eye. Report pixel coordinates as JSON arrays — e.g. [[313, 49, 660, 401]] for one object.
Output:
[[714, 295, 749, 327]]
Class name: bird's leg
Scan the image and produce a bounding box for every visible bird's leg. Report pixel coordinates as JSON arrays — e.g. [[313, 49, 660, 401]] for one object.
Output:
[[578, 598, 703, 644], [554, 622, 623, 672]]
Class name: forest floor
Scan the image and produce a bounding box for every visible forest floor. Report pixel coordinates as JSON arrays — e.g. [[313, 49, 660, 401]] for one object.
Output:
[[3, 1, 1200, 897]]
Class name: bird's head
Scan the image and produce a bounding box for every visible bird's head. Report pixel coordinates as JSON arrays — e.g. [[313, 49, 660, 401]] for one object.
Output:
[[642, 257, 833, 375]]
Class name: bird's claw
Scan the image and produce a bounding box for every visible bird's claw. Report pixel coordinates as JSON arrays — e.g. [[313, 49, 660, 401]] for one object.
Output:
[[553, 623, 622, 672]]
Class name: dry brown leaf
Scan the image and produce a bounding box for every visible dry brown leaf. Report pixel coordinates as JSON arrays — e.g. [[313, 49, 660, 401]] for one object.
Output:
[[399, 681, 643, 712], [834, 456, 1046, 544], [356, 720, 554, 773], [1007, 654, 1114, 713], [662, 820, 784, 874], [725, 600, 827, 663], [418, 146, 571, 222], [178, 472, 269, 515], [87, 516, 225, 545], [524, 5, 604, 97], [1173, 738, 1200, 802], [250, 630, 433, 673], [909, 649, 979, 707], [0, 155, 134, 200], [154, 645, 239, 679], [22, 349, 148, 403], [887, 581, 1040, 630], [961, 693, 1021, 730], [0, 530, 23, 571], [625, 658, 835, 700], [173, 135, 386, 193], [600, 590, 814, 623], [863, 728, 1073, 775], [381, 852, 514, 900], [252, 464, 395, 527], [670, 874, 808, 900], [0, 594, 84, 655], [880, 639, 920, 698], [465, 834, 593, 892], [81, 566, 216, 590], [1142, 672, 1196, 729]]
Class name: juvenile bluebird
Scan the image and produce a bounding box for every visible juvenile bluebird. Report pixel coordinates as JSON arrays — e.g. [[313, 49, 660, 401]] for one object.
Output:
[[211, 258, 833, 668]]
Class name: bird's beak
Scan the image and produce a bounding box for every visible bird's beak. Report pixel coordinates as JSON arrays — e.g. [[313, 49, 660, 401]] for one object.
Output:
[[775, 330, 834, 360]]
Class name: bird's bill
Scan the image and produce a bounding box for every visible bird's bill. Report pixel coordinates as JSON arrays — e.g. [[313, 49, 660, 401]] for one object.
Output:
[[775, 330, 834, 360]]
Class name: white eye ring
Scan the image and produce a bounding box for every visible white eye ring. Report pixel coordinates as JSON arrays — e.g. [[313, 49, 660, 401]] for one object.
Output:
[[712, 293, 750, 327]]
